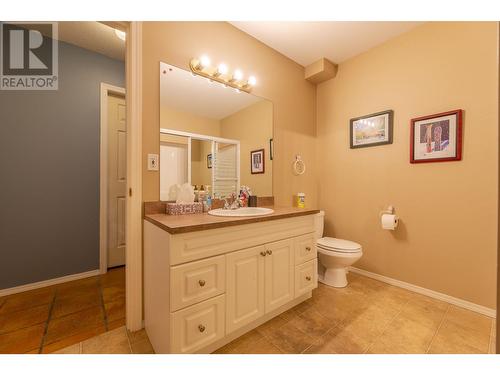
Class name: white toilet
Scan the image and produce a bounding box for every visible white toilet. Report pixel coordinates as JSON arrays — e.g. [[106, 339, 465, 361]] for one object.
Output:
[[314, 211, 363, 288]]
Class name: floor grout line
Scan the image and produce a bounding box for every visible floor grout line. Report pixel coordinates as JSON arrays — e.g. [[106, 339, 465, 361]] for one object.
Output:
[[487, 317, 495, 354], [425, 303, 450, 354], [126, 329, 134, 354], [0, 298, 6, 311], [38, 289, 57, 354], [300, 320, 342, 354], [98, 276, 109, 331], [362, 297, 411, 354]]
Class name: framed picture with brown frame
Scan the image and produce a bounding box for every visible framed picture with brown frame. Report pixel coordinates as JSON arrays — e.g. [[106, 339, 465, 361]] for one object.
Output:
[[250, 149, 265, 174], [207, 153, 212, 168], [350, 110, 394, 149], [410, 109, 463, 163]]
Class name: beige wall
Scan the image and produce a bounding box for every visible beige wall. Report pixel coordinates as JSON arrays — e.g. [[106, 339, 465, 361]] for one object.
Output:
[[191, 139, 213, 188], [317, 22, 498, 308], [221, 100, 273, 196], [160, 105, 221, 136], [142, 22, 317, 206]]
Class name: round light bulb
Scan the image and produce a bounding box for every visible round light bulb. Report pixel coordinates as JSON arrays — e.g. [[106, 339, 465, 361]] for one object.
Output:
[[217, 63, 228, 75], [233, 69, 243, 81], [248, 76, 257, 86], [199, 55, 210, 68]]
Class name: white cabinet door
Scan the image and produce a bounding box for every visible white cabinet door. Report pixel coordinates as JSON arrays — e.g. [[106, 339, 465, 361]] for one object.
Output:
[[264, 239, 294, 313], [226, 245, 266, 334]]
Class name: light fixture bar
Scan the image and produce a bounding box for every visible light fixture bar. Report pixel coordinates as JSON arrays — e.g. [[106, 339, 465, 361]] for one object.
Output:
[[189, 58, 255, 93]]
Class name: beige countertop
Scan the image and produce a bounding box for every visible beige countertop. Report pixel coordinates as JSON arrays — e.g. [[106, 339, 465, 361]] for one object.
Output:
[[144, 206, 319, 234]]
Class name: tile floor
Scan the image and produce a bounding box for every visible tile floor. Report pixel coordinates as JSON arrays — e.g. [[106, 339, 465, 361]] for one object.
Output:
[[0, 267, 126, 353], [1, 270, 496, 354], [215, 273, 497, 354], [53, 326, 154, 354]]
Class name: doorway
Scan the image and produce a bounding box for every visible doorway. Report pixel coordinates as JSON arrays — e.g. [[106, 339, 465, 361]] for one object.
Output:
[[100, 84, 127, 272]]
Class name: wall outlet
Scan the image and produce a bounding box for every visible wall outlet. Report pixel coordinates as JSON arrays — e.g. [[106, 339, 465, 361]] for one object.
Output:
[[147, 154, 159, 171]]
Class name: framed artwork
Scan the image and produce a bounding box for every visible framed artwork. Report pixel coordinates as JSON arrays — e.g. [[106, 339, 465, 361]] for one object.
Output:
[[207, 153, 212, 168], [251, 149, 265, 174], [350, 110, 393, 148], [410, 109, 463, 163]]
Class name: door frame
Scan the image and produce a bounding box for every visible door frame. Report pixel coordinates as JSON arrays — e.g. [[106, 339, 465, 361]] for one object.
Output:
[[99, 82, 126, 275], [124, 21, 144, 332], [100, 21, 143, 332]]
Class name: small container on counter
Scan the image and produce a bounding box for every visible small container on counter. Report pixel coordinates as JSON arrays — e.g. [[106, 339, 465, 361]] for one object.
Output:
[[248, 195, 258, 207], [295, 193, 306, 208]]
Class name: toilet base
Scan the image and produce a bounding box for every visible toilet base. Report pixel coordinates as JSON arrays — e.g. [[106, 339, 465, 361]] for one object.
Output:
[[318, 267, 348, 288]]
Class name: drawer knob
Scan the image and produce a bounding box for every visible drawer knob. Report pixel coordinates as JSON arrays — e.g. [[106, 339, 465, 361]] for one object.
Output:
[[198, 279, 206, 287], [260, 251, 267, 257], [266, 250, 273, 255], [306, 276, 312, 281], [306, 246, 311, 251], [198, 324, 206, 333]]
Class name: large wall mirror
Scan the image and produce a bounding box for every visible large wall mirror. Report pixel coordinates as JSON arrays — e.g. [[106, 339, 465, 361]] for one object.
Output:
[[159, 62, 273, 200]]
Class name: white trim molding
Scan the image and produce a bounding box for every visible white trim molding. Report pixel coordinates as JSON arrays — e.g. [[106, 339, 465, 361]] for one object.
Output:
[[349, 267, 496, 318], [0, 270, 100, 297], [99, 83, 126, 275], [125, 21, 143, 332]]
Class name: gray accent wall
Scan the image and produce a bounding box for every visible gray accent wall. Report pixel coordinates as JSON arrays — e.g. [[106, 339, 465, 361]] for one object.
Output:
[[0, 41, 125, 289]]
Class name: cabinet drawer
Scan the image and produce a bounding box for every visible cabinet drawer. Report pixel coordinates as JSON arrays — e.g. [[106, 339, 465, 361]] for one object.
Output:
[[170, 255, 225, 311], [295, 259, 318, 297], [294, 233, 316, 265], [169, 215, 315, 265], [171, 295, 225, 353]]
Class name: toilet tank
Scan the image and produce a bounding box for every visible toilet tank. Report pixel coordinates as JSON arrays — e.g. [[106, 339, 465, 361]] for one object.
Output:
[[314, 210, 325, 240]]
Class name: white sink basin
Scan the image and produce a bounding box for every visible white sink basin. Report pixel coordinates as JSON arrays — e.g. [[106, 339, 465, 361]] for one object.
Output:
[[208, 207, 274, 217]]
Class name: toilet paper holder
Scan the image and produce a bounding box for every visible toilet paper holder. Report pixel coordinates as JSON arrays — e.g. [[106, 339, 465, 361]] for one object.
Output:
[[379, 205, 395, 218]]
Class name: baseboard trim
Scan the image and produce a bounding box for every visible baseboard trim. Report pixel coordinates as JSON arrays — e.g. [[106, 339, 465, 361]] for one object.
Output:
[[0, 269, 101, 297], [349, 267, 496, 318]]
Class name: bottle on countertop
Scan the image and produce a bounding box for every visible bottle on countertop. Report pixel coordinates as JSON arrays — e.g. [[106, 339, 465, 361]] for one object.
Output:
[[296, 192, 306, 208], [204, 194, 212, 212]]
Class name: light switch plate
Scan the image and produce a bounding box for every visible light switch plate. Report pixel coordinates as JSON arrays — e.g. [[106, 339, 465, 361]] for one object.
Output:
[[147, 154, 159, 171]]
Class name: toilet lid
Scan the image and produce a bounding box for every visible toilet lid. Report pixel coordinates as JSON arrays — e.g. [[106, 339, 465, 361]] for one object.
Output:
[[317, 237, 362, 253]]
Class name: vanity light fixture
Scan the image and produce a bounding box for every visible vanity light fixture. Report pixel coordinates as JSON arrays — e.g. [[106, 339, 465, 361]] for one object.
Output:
[[189, 56, 256, 93], [232, 69, 243, 82], [215, 63, 228, 77], [248, 76, 257, 86]]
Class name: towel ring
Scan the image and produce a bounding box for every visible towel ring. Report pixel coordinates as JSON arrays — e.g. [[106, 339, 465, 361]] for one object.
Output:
[[293, 155, 306, 175]]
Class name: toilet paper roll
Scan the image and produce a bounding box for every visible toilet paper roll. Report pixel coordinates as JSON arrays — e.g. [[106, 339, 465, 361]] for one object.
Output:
[[381, 214, 399, 230]]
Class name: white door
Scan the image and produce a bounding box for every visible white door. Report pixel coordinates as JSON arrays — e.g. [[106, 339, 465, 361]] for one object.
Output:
[[264, 239, 294, 313], [225, 246, 265, 334], [160, 142, 188, 201], [107, 94, 127, 268]]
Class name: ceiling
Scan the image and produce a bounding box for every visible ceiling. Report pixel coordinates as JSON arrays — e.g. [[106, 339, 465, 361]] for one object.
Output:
[[230, 22, 423, 66], [55, 22, 125, 61], [160, 62, 264, 120]]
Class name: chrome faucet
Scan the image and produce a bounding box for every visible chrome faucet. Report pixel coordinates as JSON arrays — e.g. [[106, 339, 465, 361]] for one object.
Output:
[[223, 192, 242, 210]]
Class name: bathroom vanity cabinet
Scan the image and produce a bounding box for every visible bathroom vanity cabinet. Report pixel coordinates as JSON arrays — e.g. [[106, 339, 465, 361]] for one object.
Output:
[[143, 208, 319, 354]]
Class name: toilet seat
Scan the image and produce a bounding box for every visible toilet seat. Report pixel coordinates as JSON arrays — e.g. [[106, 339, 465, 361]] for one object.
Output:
[[317, 237, 362, 253]]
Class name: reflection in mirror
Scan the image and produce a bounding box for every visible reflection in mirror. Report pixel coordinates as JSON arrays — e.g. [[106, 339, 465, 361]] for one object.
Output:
[[159, 133, 188, 201], [190, 139, 212, 190], [160, 62, 273, 200], [213, 142, 238, 197]]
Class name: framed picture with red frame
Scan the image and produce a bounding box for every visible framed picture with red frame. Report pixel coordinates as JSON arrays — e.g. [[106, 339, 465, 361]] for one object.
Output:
[[410, 109, 463, 163]]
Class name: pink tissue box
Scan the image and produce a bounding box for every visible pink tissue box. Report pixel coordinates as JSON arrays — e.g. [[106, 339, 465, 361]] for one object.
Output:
[[166, 202, 203, 215]]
